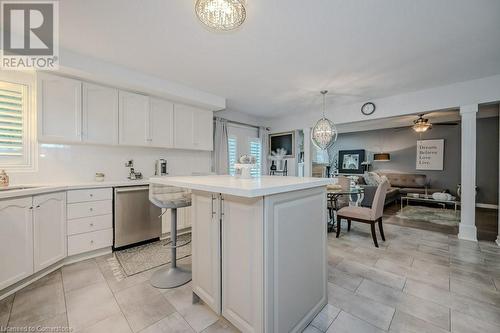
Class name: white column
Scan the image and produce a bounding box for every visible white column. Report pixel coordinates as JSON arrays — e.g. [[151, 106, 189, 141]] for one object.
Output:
[[497, 106, 500, 246], [459, 105, 478, 241]]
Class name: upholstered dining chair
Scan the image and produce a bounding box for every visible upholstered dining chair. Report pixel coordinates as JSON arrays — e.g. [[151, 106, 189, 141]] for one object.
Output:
[[327, 176, 351, 221], [336, 180, 390, 247]]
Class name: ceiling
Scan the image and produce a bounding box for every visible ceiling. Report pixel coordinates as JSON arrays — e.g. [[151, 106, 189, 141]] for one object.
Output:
[[59, 0, 500, 118], [336, 104, 499, 133]]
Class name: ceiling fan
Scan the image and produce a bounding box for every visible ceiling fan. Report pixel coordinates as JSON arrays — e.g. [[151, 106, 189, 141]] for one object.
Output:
[[412, 113, 458, 133]]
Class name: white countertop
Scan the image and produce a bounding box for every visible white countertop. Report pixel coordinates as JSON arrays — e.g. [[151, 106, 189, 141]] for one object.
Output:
[[149, 175, 333, 198], [0, 179, 149, 200]]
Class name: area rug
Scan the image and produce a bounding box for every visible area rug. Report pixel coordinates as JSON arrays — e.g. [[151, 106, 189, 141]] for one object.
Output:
[[114, 233, 191, 276], [396, 206, 460, 226]]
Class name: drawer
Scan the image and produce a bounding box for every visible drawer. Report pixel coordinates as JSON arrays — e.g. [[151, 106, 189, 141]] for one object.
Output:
[[67, 228, 113, 256], [67, 214, 112, 236], [67, 188, 112, 203], [67, 200, 112, 219]]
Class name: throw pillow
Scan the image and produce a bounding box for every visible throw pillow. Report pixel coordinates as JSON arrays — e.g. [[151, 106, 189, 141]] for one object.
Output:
[[380, 175, 391, 187], [364, 172, 381, 186]]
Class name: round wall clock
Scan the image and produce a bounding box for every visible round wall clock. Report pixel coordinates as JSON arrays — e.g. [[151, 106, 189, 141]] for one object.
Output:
[[361, 102, 376, 115]]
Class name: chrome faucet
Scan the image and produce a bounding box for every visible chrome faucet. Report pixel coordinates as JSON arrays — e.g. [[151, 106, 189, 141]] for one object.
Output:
[[125, 160, 143, 180]]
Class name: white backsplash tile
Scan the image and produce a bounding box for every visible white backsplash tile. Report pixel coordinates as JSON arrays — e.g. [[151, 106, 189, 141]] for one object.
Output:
[[8, 143, 212, 185]]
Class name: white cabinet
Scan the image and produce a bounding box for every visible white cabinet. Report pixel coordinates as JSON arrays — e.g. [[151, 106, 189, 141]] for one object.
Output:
[[66, 188, 113, 256], [221, 195, 264, 333], [33, 192, 67, 272], [0, 197, 33, 290], [174, 104, 213, 151], [83, 83, 119, 145], [38, 73, 82, 143], [149, 97, 174, 148], [118, 91, 149, 146], [191, 191, 221, 314]]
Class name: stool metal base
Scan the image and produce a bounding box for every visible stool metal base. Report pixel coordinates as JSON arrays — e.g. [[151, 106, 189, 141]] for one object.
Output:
[[150, 264, 192, 289]]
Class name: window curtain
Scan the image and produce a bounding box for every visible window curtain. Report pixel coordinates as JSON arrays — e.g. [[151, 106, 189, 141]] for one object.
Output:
[[259, 126, 270, 175], [213, 117, 229, 175]]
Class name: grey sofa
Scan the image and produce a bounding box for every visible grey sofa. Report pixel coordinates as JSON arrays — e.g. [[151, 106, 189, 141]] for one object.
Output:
[[358, 172, 444, 207]]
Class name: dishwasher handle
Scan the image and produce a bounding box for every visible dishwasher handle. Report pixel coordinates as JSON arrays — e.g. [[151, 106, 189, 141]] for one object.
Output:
[[114, 186, 150, 193]]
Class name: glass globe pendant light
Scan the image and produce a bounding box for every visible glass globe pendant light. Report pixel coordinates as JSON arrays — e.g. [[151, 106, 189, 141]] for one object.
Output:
[[311, 90, 338, 150], [195, 0, 246, 31]]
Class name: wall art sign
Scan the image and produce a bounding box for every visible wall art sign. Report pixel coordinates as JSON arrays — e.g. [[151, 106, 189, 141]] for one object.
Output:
[[416, 139, 444, 170]]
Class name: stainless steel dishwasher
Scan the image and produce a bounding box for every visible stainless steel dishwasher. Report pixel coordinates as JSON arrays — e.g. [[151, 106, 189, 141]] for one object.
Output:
[[113, 185, 161, 249]]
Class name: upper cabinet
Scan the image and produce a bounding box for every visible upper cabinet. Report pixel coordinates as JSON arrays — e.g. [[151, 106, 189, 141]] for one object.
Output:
[[174, 104, 213, 151], [38, 73, 82, 143], [118, 91, 149, 146], [83, 83, 119, 145], [149, 97, 174, 148], [37, 74, 214, 151]]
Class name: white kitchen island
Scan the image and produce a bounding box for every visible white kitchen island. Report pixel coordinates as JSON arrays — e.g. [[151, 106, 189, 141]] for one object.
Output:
[[149, 175, 332, 333]]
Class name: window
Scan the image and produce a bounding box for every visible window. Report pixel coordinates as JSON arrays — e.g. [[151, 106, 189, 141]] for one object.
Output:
[[249, 138, 262, 177], [0, 80, 32, 169], [228, 135, 237, 176]]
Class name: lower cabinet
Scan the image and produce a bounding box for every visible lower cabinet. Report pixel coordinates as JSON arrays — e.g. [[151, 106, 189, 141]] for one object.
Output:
[[191, 191, 263, 333], [0, 192, 66, 290], [0, 197, 34, 290], [33, 192, 67, 272], [191, 192, 221, 313]]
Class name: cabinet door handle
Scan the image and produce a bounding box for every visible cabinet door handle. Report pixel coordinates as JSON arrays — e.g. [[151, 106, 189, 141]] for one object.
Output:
[[90, 240, 94, 244], [89, 208, 93, 211], [89, 194, 93, 197], [211, 195, 216, 217], [220, 195, 224, 217], [89, 223, 94, 227], [36, 205, 40, 208]]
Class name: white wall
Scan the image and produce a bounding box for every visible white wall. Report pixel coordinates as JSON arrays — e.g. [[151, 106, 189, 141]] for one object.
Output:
[[214, 109, 266, 127], [268, 74, 500, 132], [8, 143, 211, 184]]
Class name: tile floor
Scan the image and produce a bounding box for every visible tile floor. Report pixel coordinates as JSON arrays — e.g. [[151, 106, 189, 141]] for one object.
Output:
[[1, 222, 500, 333]]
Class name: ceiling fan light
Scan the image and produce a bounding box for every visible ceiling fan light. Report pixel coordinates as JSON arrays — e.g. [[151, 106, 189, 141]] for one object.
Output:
[[412, 116, 432, 132], [195, 0, 246, 31]]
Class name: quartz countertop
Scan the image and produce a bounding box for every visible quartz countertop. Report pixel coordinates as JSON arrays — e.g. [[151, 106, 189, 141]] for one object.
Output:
[[149, 175, 333, 198], [0, 179, 149, 200]]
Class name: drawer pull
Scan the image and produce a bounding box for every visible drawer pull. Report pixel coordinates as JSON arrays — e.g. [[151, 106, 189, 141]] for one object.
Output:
[[89, 208, 93, 211], [90, 240, 94, 244], [89, 223, 94, 227], [90, 194, 93, 197]]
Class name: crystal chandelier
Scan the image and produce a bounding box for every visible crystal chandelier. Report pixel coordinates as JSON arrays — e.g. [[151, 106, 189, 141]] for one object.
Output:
[[195, 0, 246, 31], [311, 91, 338, 150], [412, 114, 432, 133]]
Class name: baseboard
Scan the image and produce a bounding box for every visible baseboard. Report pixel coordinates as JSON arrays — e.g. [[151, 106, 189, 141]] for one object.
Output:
[[476, 203, 499, 209], [458, 224, 478, 242], [0, 247, 111, 301]]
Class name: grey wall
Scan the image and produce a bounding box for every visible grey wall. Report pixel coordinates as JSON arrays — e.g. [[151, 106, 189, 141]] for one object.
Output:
[[328, 116, 498, 204], [476, 116, 499, 205]]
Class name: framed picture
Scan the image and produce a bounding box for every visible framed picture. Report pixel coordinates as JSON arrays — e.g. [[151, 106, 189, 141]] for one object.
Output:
[[416, 139, 444, 170], [269, 131, 295, 158], [338, 149, 366, 174]]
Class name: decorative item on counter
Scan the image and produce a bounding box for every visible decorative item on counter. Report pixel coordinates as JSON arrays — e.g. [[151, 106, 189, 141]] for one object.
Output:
[[95, 172, 105, 182], [234, 154, 257, 179], [0, 170, 8, 187], [269, 148, 287, 171], [432, 192, 455, 201]]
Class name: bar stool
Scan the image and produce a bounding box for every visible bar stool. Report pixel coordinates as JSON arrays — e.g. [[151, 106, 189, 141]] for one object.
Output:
[[149, 183, 192, 289]]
